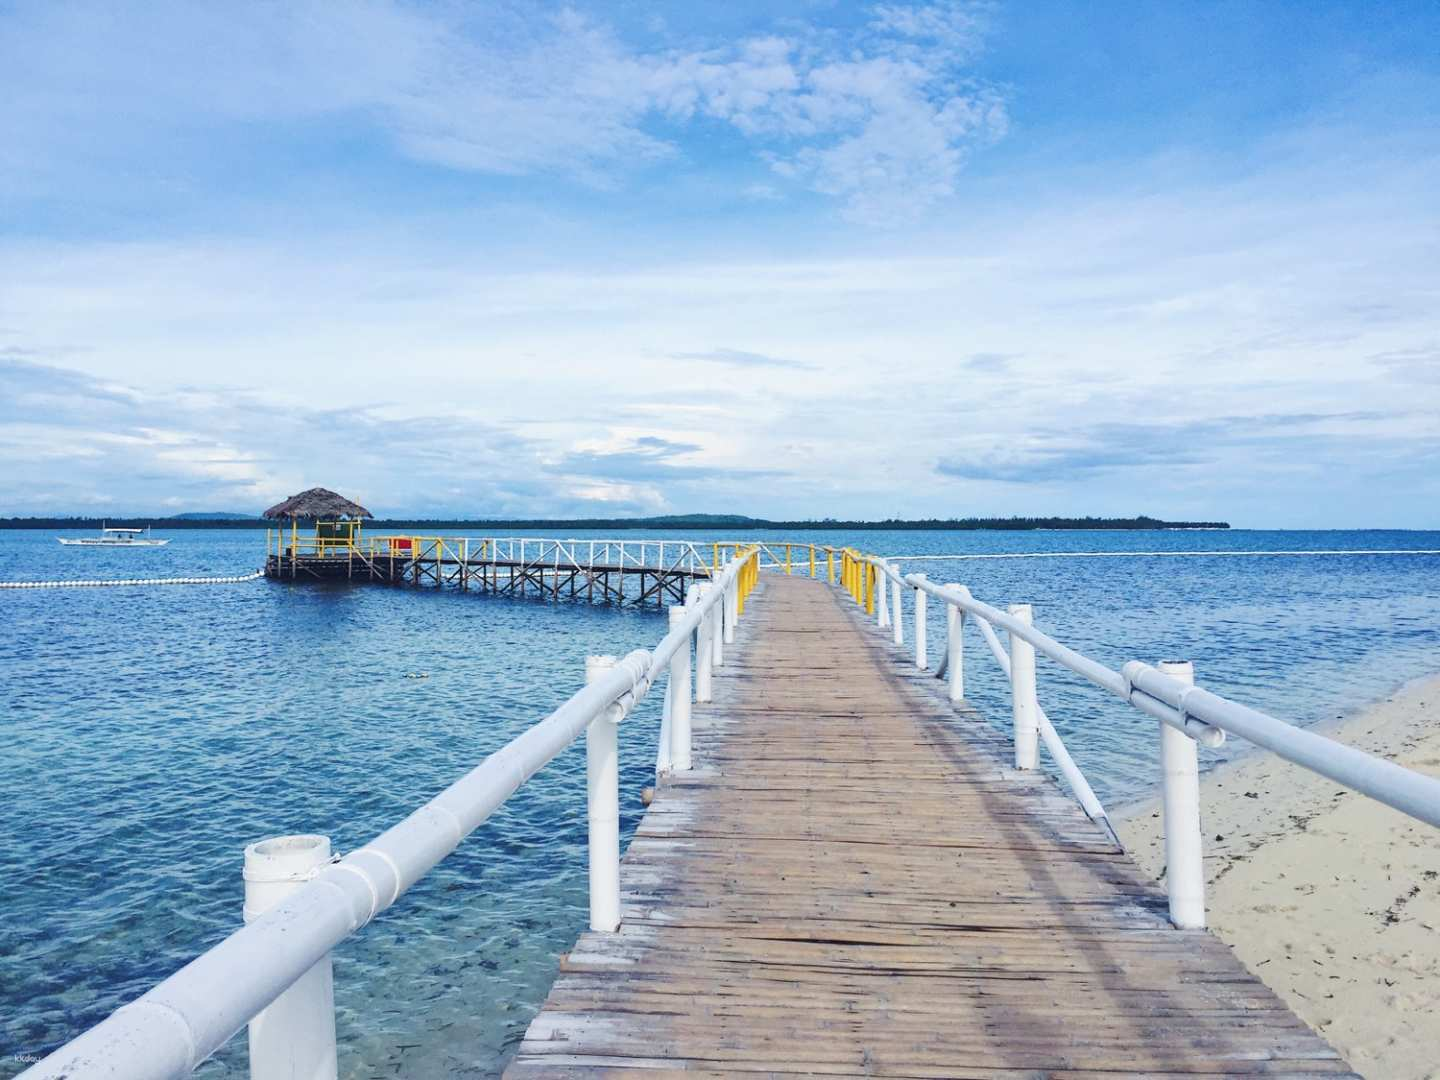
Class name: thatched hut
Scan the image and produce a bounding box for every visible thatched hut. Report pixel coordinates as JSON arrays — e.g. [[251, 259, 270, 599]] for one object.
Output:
[[263, 487, 372, 522], [264, 487, 373, 553]]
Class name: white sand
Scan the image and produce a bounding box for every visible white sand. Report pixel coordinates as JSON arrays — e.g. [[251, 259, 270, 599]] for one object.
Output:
[[1117, 674, 1440, 1080]]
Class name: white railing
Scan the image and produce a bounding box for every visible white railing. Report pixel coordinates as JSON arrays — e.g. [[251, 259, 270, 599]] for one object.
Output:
[[479, 537, 714, 575], [21, 551, 760, 1080], [867, 554, 1440, 931]]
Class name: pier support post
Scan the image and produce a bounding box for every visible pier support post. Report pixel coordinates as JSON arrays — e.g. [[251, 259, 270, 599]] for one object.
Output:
[[877, 563, 889, 628], [585, 656, 622, 932], [1159, 659, 1206, 930], [890, 563, 904, 646], [946, 585, 965, 702], [243, 835, 337, 1080], [1008, 604, 1038, 769], [913, 574, 928, 669], [667, 605, 693, 771]]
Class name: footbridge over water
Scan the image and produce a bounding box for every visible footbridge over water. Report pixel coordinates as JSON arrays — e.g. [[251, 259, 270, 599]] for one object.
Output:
[[263, 532, 837, 607], [27, 543, 1440, 1079]]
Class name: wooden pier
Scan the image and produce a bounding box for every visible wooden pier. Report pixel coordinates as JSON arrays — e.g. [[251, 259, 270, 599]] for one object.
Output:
[[510, 575, 1351, 1077], [263, 535, 720, 607]]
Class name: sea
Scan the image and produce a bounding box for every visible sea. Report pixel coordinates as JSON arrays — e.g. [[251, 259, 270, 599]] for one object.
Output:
[[3, 527, 1439, 1077]]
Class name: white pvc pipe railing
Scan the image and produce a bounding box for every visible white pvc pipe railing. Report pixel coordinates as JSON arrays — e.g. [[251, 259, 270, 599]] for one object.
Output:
[[23, 554, 758, 1080], [866, 555, 1440, 930]]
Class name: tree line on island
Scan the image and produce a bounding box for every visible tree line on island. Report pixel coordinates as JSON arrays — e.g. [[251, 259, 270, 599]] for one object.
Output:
[[5, 513, 1230, 531]]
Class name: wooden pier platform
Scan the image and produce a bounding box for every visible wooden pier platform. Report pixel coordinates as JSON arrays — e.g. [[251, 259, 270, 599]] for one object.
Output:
[[263, 553, 706, 606], [509, 575, 1351, 1077]]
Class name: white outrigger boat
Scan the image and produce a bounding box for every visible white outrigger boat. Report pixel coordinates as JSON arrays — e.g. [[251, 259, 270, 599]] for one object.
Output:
[[57, 525, 169, 547]]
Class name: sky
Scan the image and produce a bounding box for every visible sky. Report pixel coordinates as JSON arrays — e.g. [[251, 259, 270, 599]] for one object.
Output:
[[2, 0, 1438, 526]]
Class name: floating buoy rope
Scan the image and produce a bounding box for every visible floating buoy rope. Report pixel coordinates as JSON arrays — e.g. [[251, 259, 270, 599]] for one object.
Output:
[[0, 570, 265, 590]]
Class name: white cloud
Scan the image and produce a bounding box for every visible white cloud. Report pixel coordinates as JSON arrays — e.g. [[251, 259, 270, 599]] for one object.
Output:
[[1, 0, 1005, 222]]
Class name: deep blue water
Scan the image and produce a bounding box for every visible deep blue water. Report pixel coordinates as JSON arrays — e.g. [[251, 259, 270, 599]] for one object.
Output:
[[3, 527, 1439, 1077]]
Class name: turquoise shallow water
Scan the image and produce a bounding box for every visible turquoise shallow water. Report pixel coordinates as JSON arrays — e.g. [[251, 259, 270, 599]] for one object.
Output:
[[3, 528, 1439, 1076]]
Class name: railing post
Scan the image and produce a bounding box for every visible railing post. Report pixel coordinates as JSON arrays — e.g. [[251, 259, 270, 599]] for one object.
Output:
[[711, 583, 725, 668], [1159, 659, 1205, 930], [827, 547, 835, 584], [667, 605, 693, 771], [876, 562, 889, 627], [945, 584, 964, 702], [890, 562, 904, 645], [724, 563, 738, 643], [913, 573, 928, 669], [1008, 604, 1038, 769], [244, 835, 337, 1080], [695, 583, 714, 701], [584, 655, 622, 932]]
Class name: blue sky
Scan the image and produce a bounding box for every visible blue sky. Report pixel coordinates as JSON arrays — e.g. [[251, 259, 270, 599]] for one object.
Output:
[[2, 0, 1437, 525]]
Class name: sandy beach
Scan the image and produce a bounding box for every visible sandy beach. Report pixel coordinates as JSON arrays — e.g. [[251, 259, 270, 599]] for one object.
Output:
[[1117, 675, 1440, 1079]]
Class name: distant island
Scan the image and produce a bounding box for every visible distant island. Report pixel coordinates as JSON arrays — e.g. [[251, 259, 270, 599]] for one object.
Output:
[[4, 513, 1230, 531]]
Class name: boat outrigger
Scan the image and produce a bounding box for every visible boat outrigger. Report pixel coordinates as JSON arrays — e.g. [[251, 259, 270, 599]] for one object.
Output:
[[57, 526, 169, 547]]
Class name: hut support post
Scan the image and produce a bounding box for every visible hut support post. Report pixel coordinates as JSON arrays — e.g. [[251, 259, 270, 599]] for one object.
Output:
[[243, 835, 338, 1080]]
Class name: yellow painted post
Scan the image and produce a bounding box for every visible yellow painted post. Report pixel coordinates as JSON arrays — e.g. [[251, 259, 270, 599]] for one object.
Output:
[[809, 545, 816, 578], [865, 563, 876, 615], [785, 544, 792, 575], [827, 548, 834, 585], [713, 543, 720, 572]]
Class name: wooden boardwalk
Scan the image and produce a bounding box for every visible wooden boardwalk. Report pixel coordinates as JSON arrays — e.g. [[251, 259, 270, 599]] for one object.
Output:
[[509, 576, 1352, 1077]]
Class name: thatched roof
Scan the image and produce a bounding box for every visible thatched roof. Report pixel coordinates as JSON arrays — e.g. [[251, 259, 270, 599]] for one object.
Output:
[[263, 487, 372, 520]]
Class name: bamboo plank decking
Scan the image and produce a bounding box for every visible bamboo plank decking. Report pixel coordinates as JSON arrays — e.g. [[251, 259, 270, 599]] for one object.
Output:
[[508, 576, 1352, 1078]]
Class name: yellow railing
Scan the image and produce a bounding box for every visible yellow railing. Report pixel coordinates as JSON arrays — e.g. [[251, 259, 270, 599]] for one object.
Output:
[[836, 546, 876, 614], [735, 545, 760, 615], [266, 531, 493, 564], [710, 541, 849, 585]]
